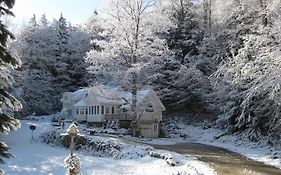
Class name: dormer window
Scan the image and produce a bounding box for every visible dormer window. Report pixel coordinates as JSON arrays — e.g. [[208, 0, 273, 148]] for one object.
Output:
[[145, 103, 154, 112]]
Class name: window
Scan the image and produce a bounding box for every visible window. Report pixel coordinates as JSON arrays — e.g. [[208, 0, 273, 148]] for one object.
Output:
[[76, 108, 79, 115], [145, 103, 154, 112], [101, 106, 104, 114], [154, 124, 158, 131], [80, 108, 84, 114], [97, 106, 100, 114], [85, 108, 88, 115], [91, 106, 94, 115], [89, 106, 92, 115], [94, 106, 97, 114], [112, 107, 114, 114], [105, 107, 109, 114]]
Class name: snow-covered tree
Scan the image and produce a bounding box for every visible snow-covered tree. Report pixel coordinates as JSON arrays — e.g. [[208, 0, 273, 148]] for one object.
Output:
[[167, 0, 203, 64], [39, 14, 48, 28], [0, 0, 21, 172], [29, 14, 38, 29], [83, 10, 104, 40], [12, 17, 57, 115], [203, 0, 212, 30], [146, 0, 215, 115], [212, 0, 281, 143], [12, 15, 91, 116], [86, 0, 169, 121]]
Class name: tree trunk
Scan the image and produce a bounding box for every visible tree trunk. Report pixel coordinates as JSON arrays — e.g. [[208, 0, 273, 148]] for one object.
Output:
[[203, 0, 212, 31], [259, 0, 269, 27], [131, 71, 137, 120]]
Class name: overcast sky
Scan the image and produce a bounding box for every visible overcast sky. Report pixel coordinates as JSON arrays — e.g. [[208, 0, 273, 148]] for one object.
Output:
[[12, 0, 106, 25]]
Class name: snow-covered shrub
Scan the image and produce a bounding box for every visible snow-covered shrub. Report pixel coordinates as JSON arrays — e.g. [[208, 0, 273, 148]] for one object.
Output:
[[40, 129, 122, 157], [149, 152, 180, 166], [40, 129, 63, 145], [40, 128, 155, 159], [105, 120, 120, 130], [64, 154, 80, 175]]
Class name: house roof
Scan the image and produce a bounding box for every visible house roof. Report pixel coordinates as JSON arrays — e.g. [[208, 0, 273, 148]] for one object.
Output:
[[63, 85, 165, 111], [73, 99, 88, 107], [120, 89, 165, 111], [96, 96, 122, 104], [122, 89, 150, 103], [88, 86, 121, 97], [64, 88, 87, 103]]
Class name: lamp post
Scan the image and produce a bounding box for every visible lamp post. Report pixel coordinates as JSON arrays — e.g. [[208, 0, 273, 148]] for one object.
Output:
[[29, 124, 36, 143], [63, 123, 81, 175]]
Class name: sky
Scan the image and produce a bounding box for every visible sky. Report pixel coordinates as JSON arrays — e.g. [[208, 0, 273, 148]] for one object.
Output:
[[12, 0, 107, 26]]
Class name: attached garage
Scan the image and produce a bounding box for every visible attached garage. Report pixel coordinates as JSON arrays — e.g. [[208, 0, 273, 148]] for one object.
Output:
[[138, 121, 159, 138]]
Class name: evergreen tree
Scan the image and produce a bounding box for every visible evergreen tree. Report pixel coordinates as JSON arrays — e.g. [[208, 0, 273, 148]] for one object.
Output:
[[29, 14, 38, 29], [210, 0, 281, 143], [12, 14, 91, 116], [51, 14, 90, 107], [39, 14, 48, 27], [0, 0, 21, 172], [151, 0, 214, 116], [167, 0, 203, 64], [51, 14, 71, 108], [12, 17, 58, 116], [66, 28, 91, 89]]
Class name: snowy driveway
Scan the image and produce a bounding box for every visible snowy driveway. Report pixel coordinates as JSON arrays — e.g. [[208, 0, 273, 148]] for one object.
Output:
[[153, 143, 281, 175], [1, 119, 216, 175]]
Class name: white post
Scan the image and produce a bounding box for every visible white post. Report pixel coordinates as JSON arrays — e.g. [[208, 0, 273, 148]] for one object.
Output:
[[64, 123, 81, 175]]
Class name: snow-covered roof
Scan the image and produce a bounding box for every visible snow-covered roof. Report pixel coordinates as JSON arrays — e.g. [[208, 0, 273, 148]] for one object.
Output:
[[74, 99, 88, 107], [96, 96, 122, 104], [122, 89, 150, 103], [63, 85, 165, 111], [72, 89, 86, 100], [92, 86, 122, 99]]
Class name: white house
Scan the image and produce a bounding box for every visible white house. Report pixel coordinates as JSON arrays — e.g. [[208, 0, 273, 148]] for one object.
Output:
[[61, 85, 165, 137]]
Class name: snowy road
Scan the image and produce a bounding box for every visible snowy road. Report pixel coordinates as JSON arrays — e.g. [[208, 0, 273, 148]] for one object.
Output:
[[153, 143, 281, 175], [93, 133, 281, 175]]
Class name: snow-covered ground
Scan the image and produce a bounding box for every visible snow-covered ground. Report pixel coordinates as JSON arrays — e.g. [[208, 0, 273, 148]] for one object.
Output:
[[0, 116, 217, 175], [144, 120, 281, 170]]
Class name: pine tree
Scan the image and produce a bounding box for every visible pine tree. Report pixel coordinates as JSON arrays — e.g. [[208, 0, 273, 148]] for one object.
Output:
[[51, 14, 90, 107], [52, 14, 71, 106], [211, 0, 281, 142], [150, 0, 214, 116], [29, 14, 38, 30], [39, 14, 48, 28], [167, 0, 203, 64], [0, 0, 21, 172], [12, 14, 91, 116]]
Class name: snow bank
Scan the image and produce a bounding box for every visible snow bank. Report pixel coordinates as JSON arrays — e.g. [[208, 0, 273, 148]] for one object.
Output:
[[146, 118, 281, 169], [0, 117, 217, 175]]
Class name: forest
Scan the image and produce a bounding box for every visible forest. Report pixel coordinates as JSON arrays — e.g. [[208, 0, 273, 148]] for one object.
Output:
[[1, 0, 281, 168]]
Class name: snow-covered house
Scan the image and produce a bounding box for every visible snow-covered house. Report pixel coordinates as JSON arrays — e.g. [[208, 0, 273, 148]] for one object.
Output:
[[61, 85, 165, 137]]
